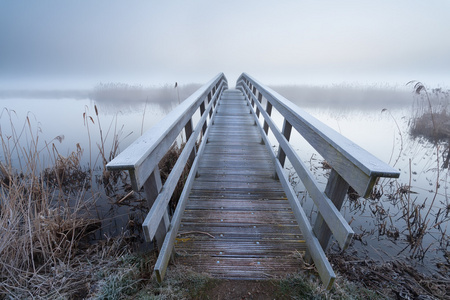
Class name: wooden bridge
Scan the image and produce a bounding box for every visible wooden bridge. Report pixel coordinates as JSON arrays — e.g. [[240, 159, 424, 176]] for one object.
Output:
[[107, 73, 400, 289]]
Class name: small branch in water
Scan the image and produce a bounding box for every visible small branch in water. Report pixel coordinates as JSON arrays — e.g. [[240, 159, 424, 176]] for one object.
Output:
[[178, 231, 215, 239], [117, 191, 134, 204]]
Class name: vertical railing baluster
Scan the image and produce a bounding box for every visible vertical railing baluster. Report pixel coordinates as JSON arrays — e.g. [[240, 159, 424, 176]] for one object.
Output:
[[200, 100, 207, 136], [184, 118, 196, 164], [264, 101, 272, 135], [278, 119, 292, 167], [256, 92, 262, 118], [208, 92, 213, 117], [214, 89, 220, 110], [143, 167, 169, 251], [305, 169, 349, 263], [314, 169, 349, 249]]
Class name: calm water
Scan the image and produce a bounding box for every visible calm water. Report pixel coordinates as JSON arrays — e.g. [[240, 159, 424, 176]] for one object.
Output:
[[273, 87, 449, 274], [1, 84, 448, 274]]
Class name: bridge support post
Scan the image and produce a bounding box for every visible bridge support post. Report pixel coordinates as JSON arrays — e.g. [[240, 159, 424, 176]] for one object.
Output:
[[200, 101, 207, 136], [208, 93, 213, 118], [184, 118, 196, 165], [255, 91, 262, 118], [306, 169, 349, 262], [274, 119, 292, 179], [263, 102, 272, 135], [143, 167, 170, 252]]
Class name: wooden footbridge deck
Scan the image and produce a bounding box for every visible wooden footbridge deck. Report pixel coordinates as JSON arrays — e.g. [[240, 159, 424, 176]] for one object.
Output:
[[107, 73, 399, 289], [175, 89, 306, 278]]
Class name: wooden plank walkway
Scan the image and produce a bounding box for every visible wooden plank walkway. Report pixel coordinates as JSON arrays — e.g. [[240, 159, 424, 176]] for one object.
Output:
[[174, 89, 307, 279]]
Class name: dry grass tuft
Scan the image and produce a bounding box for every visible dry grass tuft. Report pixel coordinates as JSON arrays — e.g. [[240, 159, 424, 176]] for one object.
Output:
[[158, 141, 192, 214], [0, 111, 103, 298]]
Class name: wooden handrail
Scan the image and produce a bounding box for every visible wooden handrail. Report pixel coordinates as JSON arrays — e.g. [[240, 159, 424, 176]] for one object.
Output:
[[106, 73, 228, 249], [107, 73, 228, 191], [238, 73, 400, 198], [141, 79, 226, 242], [237, 73, 400, 288]]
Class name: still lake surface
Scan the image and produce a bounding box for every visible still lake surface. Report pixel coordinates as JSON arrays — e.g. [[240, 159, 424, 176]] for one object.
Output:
[[1, 83, 448, 274]]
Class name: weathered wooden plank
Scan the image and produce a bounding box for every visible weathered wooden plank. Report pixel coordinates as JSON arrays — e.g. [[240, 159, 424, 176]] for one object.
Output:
[[191, 181, 283, 189], [203, 145, 266, 152], [143, 167, 169, 250], [181, 210, 296, 225], [175, 241, 306, 255], [178, 223, 303, 236], [201, 153, 270, 160], [198, 160, 273, 168], [313, 169, 350, 251], [194, 174, 281, 184], [175, 257, 304, 279], [200, 155, 271, 162], [185, 201, 293, 212], [184, 190, 288, 199], [197, 170, 274, 177]]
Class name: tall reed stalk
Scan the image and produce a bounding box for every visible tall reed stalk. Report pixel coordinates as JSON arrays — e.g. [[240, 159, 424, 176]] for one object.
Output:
[[395, 82, 450, 259], [0, 109, 102, 297]]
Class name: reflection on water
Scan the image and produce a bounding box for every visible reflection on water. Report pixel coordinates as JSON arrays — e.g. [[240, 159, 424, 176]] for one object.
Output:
[[1, 83, 448, 274], [90, 82, 201, 115], [271, 83, 414, 110]]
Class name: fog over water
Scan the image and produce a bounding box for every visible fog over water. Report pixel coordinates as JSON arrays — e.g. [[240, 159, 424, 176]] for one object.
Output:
[[1, 1, 450, 89]]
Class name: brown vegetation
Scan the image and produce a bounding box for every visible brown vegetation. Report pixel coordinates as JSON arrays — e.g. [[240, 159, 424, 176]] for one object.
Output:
[[158, 141, 192, 214], [0, 111, 101, 297], [329, 252, 449, 299]]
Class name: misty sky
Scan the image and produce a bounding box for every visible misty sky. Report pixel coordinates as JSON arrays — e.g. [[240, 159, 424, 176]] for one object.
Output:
[[1, 0, 449, 88]]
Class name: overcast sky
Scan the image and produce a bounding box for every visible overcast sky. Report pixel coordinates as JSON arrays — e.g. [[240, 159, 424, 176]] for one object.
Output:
[[1, 0, 449, 88]]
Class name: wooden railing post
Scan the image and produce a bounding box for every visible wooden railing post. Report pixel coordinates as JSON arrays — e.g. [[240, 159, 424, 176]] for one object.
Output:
[[256, 92, 262, 118], [200, 100, 207, 135], [274, 119, 292, 179], [277, 119, 292, 167], [263, 101, 272, 135], [184, 118, 196, 165], [207, 92, 212, 103], [208, 93, 213, 117], [143, 167, 170, 251], [306, 169, 349, 262]]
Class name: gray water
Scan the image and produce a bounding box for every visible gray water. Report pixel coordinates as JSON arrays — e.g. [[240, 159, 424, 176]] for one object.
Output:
[[1, 83, 448, 274]]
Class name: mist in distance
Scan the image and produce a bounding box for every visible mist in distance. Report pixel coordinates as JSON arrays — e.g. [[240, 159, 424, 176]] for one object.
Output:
[[0, 81, 418, 113], [270, 84, 415, 110]]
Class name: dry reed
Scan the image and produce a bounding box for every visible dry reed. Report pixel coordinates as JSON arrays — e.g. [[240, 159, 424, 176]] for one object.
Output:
[[0, 109, 104, 297]]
